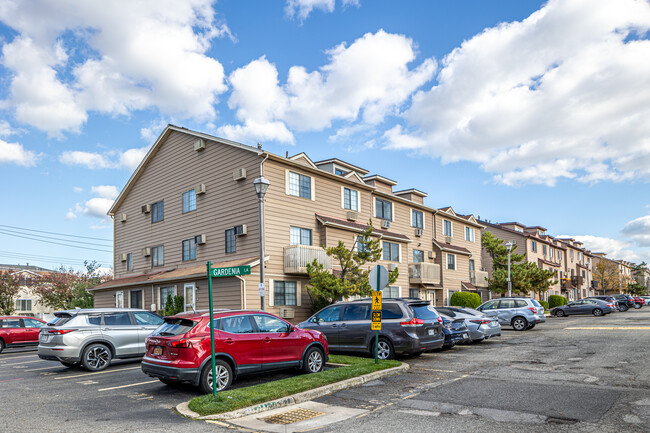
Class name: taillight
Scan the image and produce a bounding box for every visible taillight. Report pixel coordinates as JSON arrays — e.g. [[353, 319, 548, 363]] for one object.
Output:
[[400, 318, 425, 327], [528, 307, 538, 314], [437, 317, 443, 323], [168, 339, 193, 348], [470, 319, 491, 325], [48, 329, 76, 335]]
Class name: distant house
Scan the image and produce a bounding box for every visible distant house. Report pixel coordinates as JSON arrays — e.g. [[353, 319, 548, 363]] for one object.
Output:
[[0, 264, 57, 318]]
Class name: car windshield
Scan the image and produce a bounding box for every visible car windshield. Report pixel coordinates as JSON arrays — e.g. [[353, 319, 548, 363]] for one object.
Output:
[[153, 318, 196, 336], [410, 304, 439, 320], [459, 308, 483, 316], [48, 313, 73, 326]]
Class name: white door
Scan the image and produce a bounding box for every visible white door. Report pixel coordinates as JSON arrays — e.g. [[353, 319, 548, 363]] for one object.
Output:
[[184, 283, 196, 312], [427, 290, 436, 306], [115, 291, 124, 308]]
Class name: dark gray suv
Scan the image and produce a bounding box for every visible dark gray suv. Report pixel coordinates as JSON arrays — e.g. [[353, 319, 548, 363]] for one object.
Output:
[[298, 298, 444, 359]]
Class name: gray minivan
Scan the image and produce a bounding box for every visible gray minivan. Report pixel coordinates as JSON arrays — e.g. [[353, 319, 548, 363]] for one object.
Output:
[[476, 297, 545, 331], [38, 308, 163, 371], [298, 298, 444, 359]]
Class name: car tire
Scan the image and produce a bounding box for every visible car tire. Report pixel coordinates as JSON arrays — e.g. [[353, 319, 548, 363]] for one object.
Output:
[[81, 343, 112, 371], [374, 337, 395, 360], [619, 305, 628, 312], [0, 339, 5, 354], [60, 361, 79, 368], [528, 324, 536, 329], [633, 303, 641, 309], [199, 359, 233, 394], [555, 310, 566, 317], [512, 317, 528, 331], [592, 308, 603, 317], [301, 346, 325, 374]]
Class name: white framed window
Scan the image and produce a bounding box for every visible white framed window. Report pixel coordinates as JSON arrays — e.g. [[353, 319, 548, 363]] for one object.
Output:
[[290, 227, 313, 246], [531, 241, 537, 253], [411, 210, 424, 229], [286, 170, 313, 199], [182, 189, 196, 213], [558, 250, 562, 261], [543, 244, 547, 255], [382, 241, 400, 262], [465, 226, 475, 242], [126, 252, 133, 271], [443, 219, 452, 237], [447, 253, 456, 270], [342, 187, 359, 211], [151, 201, 164, 223], [273, 281, 298, 306], [182, 237, 197, 261], [115, 291, 124, 308], [375, 198, 393, 220], [381, 286, 400, 298], [159, 286, 176, 310], [413, 249, 424, 263], [15, 299, 32, 311], [152, 245, 164, 267]]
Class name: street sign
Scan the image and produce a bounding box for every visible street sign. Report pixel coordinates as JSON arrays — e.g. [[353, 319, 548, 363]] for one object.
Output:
[[210, 265, 251, 278], [371, 291, 382, 311], [369, 265, 389, 292], [371, 311, 382, 331], [258, 282, 265, 297]]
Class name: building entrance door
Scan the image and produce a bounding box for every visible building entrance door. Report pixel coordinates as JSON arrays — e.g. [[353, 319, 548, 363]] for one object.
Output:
[[184, 283, 196, 312]]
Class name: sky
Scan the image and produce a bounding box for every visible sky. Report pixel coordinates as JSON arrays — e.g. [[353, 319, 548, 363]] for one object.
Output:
[[0, 0, 649, 273]]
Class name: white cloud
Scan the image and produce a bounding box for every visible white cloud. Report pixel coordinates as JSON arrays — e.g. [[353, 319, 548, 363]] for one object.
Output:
[[90, 185, 119, 200], [0, 0, 230, 136], [73, 186, 83, 193], [0, 120, 18, 138], [84, 197, 114, 219], [118, 146, 150, 171], [385, 0, 650, 186], [65, 186, 118, 221], [59, 146, 150, 171], [0, 139, 39, 166], [285, 0, 360, 21], [219, 30, 435, 143], [565, 235, 640, 262], [64, 209, 77, 220], [622, 215, 650, 247]]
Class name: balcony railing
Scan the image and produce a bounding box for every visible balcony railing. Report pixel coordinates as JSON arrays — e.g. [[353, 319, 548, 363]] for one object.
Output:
[[470, 270, 489, 288], [284, 245, 331, 274], [409, 263, 441, 285]]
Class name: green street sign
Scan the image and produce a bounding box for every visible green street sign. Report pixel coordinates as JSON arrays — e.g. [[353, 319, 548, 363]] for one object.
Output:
[[209, 265, 251, 278]]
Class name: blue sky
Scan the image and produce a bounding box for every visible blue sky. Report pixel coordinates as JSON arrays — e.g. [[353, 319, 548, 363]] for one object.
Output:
[[1, 0, 649, 272]]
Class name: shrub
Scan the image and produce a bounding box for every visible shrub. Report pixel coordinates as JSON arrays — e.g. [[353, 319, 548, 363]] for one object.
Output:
[[450, 291, 482, 309], [548, 295, 567, 309], [539, 300, 550, 311], [160, 294, 185, 316]]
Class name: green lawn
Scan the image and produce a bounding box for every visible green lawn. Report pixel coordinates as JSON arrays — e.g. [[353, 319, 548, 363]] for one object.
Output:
[[188, 354, 401, 416]]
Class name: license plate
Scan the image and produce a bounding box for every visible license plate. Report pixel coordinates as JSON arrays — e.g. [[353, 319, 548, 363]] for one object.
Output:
[[428, 329, 435, 335], [153, 346, 163, 355], [39, 335, 49, 343], [462, 333, 468, 339]]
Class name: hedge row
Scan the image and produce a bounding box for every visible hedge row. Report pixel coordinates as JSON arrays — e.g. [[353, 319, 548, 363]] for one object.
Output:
[[548, 294, 568, 308], [450, 291, 482, 309]]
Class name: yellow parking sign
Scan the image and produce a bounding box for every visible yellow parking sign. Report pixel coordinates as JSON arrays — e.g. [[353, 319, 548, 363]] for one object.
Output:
[[372, 291, 382, 311]]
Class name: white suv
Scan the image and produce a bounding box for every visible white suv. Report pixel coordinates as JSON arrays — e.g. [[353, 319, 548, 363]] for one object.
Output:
[[476, 298, 545, 331]]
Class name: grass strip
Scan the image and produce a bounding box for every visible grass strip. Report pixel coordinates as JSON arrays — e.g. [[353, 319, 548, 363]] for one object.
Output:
[[188, 354, 401, 416]]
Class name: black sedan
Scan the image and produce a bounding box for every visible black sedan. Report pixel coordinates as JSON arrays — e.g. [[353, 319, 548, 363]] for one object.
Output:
[[439, 314, 471, 347], [551, 299, 614, 317]]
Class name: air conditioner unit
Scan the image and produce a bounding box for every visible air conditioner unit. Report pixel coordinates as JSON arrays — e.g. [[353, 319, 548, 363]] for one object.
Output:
[[346, 211, 358, 221], [234, 224, 247, 236], [445, 236, 452, 243], [142, 204, 151, 214], [388, 264, 398, 272], [142, 247, 152, 257], [428, 251, 436, 259], [415, 228, 423, 237], [195, 234, 207, 245], [119, 213, 128, 222], [279, 308, 295, 319], [381, 220, 391, 229], [120, 253, 128, 262], [196, 183, 207, 195], [194, 138, 205, 151], [232, 168, 247, 181]]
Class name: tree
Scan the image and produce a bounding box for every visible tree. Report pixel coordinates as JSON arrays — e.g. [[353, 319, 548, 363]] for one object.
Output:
[[482, 232, 556, 296], [0, 271, 20, 315], [34, 261, 112, 310], [627, 262, 648, 295], [593, 260, 621, 294], [306, 221, 398, 313]]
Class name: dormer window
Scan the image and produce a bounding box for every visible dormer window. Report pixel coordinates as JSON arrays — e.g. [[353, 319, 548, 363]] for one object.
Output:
[[335, 168, 346, 176]]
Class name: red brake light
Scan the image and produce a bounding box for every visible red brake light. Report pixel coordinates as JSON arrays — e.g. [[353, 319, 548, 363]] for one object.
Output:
[[400, 318, 425, 327], [470, 319, 491, 325], [168, 339, 193, 348], [528, 307, 538, 313], [438, 317, 443, 323], [48, 329, 76, 335]]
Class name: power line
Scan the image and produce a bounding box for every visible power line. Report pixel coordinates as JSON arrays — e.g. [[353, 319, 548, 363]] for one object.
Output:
[[0, 228, 111, 248], [0, 250, 110, 263], [0, 230, 113, 253], [0, 224, 112, 242], [0, 251, 110, 267]]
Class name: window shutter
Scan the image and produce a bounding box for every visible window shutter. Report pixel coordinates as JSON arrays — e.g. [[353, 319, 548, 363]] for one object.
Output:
[[268, 279, 274, 307], [310, 176, 315, 201], [296, 281, 302, 306], [357, 191, 361, 213], [340, 186, 345, 209], [398, 243, 402, 263], [285, 170, 290, 195]]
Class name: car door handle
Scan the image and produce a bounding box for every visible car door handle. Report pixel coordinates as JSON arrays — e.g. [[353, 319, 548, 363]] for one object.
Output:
[[263, 337, 271, 343], [224, 338, 234, 345], [331, 324, 337, 328], [340, 323, 347, 328]]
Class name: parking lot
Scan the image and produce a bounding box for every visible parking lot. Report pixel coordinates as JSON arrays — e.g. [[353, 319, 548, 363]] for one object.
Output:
[[2, 309, 650, 432]]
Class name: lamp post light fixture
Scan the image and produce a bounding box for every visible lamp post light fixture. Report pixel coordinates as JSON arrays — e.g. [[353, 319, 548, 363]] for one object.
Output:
[[505, 241, 514, 297], [253, 176, 270, 310]]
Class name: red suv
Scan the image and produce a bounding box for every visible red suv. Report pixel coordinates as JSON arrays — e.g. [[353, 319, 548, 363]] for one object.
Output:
[[141, 310, 329, 393], [0, 316, 46, 353]]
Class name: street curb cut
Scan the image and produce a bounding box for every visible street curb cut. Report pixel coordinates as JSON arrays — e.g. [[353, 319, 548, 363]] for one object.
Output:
[[176, 363, 409, 421]]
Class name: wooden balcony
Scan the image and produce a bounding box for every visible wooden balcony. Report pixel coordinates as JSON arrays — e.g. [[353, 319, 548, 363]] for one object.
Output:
[[409, 263, 441, 285], [470, 270, 489, 288], [283, 245, 331, 275]]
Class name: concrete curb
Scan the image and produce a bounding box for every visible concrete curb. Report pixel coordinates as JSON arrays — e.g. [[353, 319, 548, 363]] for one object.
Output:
[[176, 363, 409, 421]]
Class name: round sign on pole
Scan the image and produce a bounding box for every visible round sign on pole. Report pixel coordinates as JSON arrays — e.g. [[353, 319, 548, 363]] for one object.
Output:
[[369, 265, 389, 292]]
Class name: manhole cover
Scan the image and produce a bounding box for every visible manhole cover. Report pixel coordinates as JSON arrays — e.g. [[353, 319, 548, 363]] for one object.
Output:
[[261, 408, 326, 425]]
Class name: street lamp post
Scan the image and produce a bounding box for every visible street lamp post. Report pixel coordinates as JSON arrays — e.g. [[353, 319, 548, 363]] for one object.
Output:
[[253, 176, 270, 310], [505, 241, 514, 297]]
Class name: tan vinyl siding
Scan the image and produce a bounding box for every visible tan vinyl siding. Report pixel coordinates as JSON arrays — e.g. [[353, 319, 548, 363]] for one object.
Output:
[[93, 290, 116, 308]]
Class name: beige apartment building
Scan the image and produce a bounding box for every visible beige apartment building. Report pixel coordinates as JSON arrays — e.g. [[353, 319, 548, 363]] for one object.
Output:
[[91, 125, 487, 323], [555, 238, 594, 300]]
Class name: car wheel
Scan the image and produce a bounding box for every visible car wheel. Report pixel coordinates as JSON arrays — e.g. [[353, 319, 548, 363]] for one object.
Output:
[[81, 343, 112, 371], [619, 305, 628, 312], [302, 346, 325, 374], [199, 359, 233, 394], [60, 361, 79, 368], [592, 308, 603, 317], [555, 310, 566, 317], [374, 338, 395, 360], [0, 339, 5, 354], [633, 303, 641, 309], [512, 317, 528, 331]]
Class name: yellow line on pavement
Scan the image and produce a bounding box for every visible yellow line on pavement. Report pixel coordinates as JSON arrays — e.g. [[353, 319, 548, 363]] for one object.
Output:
[[0, 354, 38, 360], [98, 380, 158, 391], [565, 326, 650, 330], [0, 359, 47, 367], [54, 366, 141, 380]]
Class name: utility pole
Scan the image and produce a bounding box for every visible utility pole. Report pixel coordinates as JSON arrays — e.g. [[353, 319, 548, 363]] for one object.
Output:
[[506, 241, 514, 297]]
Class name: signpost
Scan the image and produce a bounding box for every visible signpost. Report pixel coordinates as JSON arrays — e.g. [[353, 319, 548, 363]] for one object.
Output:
[[369, 265, 389, 364], [206, 262, 251, 397]]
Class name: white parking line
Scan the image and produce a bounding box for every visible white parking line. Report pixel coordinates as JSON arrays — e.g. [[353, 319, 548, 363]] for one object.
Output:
[[0, 360, 47, 367], [0, 354, 38, 360], [54, 366, 141, 380], [565, 326, 650, 330], [98, 380, 158, 391], [25, 366, 62, 372]]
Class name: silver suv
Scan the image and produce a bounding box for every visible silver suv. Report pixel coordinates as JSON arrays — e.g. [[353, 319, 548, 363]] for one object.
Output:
[[38, 308, 163, 371], [476, 297, 545, 331]]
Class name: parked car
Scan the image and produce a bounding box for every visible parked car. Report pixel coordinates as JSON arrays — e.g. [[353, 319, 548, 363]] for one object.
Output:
[[299, 298, 444, 359], [631, 296, 645, 309], [0, 316, 46, 353], [142, 310, 328, 393], [641, 296, 650, 305], [435, 307, 501, 342], [613, 295, 635, 311], [38, 308, 163, 370], [438, 313, 471, 347], [588, 296, 620, 311], [476, 297, 546, 331], [551, 299, 614, 317]]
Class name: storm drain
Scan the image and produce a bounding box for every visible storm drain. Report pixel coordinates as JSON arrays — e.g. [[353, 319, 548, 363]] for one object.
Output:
[[261, 408, 326, 425]]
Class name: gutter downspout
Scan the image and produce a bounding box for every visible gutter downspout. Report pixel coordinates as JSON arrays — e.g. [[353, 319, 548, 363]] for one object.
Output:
[[236, 275, 246, 309]]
